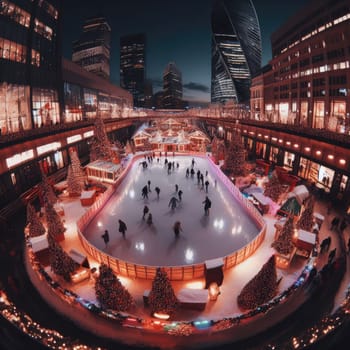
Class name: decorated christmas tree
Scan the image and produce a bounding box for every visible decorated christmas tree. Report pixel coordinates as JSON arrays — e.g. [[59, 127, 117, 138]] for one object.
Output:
[[48, 236, 79, 282], [222, 133, 246, 176], [69, 149, 86, 188], [148, 267, 179, 315], [66, 164, 82, 197], [237, 255, 278, 310], [45, 200, 66, 241], [26, 202, 46, 237], [264, 170, 284, 203], [297, 196, 315, 232], [89, 114, 114, 161], [95, 264, 133, 311], [272, 215, 295, 255], [40, 172, 58, 205]]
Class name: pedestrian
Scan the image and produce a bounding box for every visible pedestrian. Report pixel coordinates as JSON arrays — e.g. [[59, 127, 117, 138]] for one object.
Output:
[[203, 196, 211, 216], [101, 230, 109, 247], [169, 196, 179, 210], [328, 248, 336, 264], [175, 184, 179, 193], [178, 189, 183, 201], [330, 216, 340, 230], [118, 219, 127, 239], [148, 180, 152, 192], [173, 221, 182, 238], [155, 186, 160, 199], [339, 218, 347, 233], [147, 213, 153, 226], [142, 185, 148, 199], [205, 180, 209, 193], [143, 205, 149, 220], [186, 168, 189, 177]]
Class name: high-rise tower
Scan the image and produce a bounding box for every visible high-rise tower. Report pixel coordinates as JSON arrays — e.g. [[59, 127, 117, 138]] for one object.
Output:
[[163, 62, 183, 109], [72, 16, 111, 80], [120, 33, 146, 107], [211, 0, 262, 104]]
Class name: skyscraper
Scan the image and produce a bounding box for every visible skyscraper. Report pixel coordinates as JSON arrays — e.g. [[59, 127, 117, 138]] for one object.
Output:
[[211, 0, 262, 105], [120, 34, 146, 107], [72, 16, 111, 80], [163, 62, 183, 109]]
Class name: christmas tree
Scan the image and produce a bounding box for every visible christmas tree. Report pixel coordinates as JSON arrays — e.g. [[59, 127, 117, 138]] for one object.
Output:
[[48, 236, 79, 282], [66, 164, 82, 197], [264, 171, 284, 203], [44, 200, 66, 241], [40, 172, 58, 205], [297, 196, 315, 232], [26, 202, 46, 237], [95, 264, 133, 311], [69, 149, 86, 188], [272, 215, 295, 255], [237, 255, 278, 310], [148, 268, 179, 315], [89, 114, 114, 161], [222, 133, 246, 176]]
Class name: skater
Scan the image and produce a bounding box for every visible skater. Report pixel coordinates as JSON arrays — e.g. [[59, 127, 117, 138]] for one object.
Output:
[[190, 168, 195, 178], [186, 168, 189, 177], [175, 184, 179, 193], [200, 173, 204, 186], [148, 180, 152, 192], [203, 196, 212, 216], [143, 205, 149, 220], [169, 196, 179, 210], [205, 170, 208, 177], [178, 189, 183, 201], [191, 158, 195, 167], [173, 221, 182, 238], [205, 180, 210, 193], [146, 213, 153, 226], [101, 230, 109, 247], [118, 219, 127, 239], [155, 186, 160, 199], [168, 162, 172, 174], [214, 179, 217, 188], [197, 170, 201, 185], [142, 185, 148, 199]]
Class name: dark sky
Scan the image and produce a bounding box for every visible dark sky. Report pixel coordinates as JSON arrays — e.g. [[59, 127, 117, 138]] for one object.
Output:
[[61, 0, 309, 104]]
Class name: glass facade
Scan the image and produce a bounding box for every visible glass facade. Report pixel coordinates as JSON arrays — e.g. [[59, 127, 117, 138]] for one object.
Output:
[[163, 62, 183, 109], [211, 0, 262, 104], [120, 33, 146, 107]]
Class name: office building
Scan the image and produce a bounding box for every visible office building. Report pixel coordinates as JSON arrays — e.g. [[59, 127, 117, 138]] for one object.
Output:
[[72, 16, 111, 80], [211, 0, 262, 104], [163, 62, 183, 109], [120, 33, 146, 107]]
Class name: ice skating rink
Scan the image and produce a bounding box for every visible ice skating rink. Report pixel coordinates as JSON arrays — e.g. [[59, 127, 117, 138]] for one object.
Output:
[[83, 155, 260, 266]]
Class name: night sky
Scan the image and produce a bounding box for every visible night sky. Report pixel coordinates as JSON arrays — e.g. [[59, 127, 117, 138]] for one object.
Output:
[[61, 0, 309, 104]]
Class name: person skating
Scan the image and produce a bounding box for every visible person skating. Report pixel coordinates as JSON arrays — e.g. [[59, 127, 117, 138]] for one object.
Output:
[[147, 180, 152, 192], [178, 189, 183, 201], [186, 168, 189, 177], [141, 185, 148, 199], [147, 213, 153, 226], [175, 184, 179, 193], [205, 180, 210, 193], [203, 196, 212, 216], [191, 158, 195, 167], [101, 230, 109, 247], [143, 205, 149, 220], [155, 186, 160, 199], [190, 168, 195, 178], [118, 219, 127, 239], [169, 196, 179, 210], [173, 221, 182, 238]]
